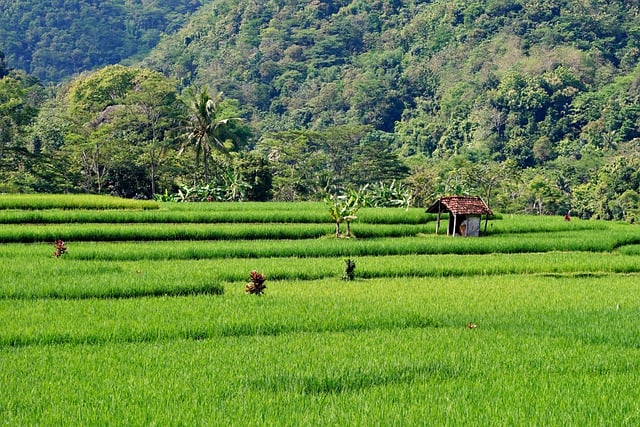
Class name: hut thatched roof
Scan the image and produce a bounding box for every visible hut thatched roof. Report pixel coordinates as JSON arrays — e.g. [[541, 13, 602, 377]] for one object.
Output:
[[426, 196, 492, 215]]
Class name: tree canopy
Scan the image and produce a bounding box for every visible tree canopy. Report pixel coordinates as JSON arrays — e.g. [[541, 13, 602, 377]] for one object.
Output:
[[0, 0, 201, 82], [1, 1, 640, 220]]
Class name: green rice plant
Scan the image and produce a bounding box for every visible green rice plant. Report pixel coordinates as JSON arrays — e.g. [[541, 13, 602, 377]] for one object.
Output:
[[0, 204, 430, 224], [160, 201, 326, 211], [2, 273, 637, 346], [617, 244, 640, 255], [0, 194, 159, 210], [164, 201, 431, 224], [0, 277, 438, 347], [0, 207, 333, 224], [6, 225, 636, 261], [0, 258, 224, 300], [0, 222, 434, 243], [2, 325, 640, 425], [484, 214, 610, 234], [3, 203, 640, 425], [354, 252, 640, 277], [1, 275, 640, 425], [2, 251, 639, 302]]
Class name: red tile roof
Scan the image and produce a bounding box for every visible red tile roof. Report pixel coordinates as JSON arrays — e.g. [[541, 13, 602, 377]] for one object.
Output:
[[426, 196, 492, 215]]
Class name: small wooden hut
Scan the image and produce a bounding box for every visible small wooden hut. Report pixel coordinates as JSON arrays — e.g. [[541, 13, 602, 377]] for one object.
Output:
[[426, 196, 492, 237]]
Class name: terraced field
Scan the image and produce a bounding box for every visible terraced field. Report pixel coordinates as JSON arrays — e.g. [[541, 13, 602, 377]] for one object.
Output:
[[1, 195, 640, 425]]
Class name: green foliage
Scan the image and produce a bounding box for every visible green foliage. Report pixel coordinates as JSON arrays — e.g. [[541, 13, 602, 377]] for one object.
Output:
[[325, 189, 365, 237], [33, 65, 185, 197], [179, 86, 248, 181], [0, 0, 201, 82], [361, 180, 412, 209], [0, 51, 9, 79], [2, 0, 640, 221], [0, 68, 43, 191]]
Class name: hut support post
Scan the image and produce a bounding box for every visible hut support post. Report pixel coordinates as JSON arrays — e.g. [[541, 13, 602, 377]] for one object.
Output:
[[452, 213, 457, 237], [435, 202, 441, 235], [483, 214, 489, 235]]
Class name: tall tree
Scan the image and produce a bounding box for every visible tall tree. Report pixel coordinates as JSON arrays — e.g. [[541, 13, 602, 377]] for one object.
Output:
[[0, 71, 41, 191], [180, 87, 245, 182], [123, 72, 182, 195], [59, 65, 182, 196]]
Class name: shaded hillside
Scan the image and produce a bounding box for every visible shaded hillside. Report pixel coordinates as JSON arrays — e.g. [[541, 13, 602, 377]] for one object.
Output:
[[142, 1, 640, 142], [0, 0, 201, 82]]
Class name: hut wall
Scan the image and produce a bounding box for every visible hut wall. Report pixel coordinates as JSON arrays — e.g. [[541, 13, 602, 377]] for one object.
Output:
[[449, 214, 482, 236], [463, 216, 481, 237]]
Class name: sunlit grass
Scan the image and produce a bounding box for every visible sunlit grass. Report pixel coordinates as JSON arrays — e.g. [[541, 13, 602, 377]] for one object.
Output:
[[0, 194, 158, 210], [1, 224, 637, 260], [0, 222, 433, 243], [3, 253, 640, 301], [1, 275, 639, 424], [0, 205, 431, 224], [1, 274, 638, 346], [2, 199, 640, 425]]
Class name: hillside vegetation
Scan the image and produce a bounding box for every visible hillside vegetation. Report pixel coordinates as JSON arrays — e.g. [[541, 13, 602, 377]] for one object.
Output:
[[0, 0, 201, 82], [1, 0, 639, 220]]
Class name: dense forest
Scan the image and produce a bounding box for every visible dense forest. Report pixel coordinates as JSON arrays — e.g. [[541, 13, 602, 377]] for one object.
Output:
[[0, 0, 201, 82], [1, 0, 640, 221]]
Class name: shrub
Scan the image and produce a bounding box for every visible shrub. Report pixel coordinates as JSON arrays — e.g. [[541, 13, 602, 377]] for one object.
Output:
[[343, 259, 356, 281], [52, 239, 67, 257], [245, 270, 266, 295]]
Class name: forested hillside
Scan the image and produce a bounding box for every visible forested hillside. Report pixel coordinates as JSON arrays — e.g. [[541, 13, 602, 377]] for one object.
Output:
[[143, 0, 640, 219], [1, 0, 640, 221], [0, 0, 201, 82]]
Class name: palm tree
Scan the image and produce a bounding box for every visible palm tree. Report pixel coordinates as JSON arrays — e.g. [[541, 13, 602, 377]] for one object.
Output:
[[180, 86, 240, 181]]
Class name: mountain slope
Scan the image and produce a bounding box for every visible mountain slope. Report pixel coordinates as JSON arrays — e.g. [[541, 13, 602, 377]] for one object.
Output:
[[141, 1, 637, 120], [2, 0, 640, 219], [0, 0, 201, 82]]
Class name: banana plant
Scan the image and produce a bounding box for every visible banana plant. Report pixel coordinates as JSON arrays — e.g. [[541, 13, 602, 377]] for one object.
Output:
[[324, 189, 364, 238]]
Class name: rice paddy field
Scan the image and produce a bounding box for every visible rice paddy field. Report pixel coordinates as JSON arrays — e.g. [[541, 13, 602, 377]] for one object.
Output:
[[1, 194, 640, 425]]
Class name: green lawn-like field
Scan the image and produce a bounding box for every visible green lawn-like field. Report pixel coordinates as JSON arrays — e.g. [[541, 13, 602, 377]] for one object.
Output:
[[1, 195, 640, 425]]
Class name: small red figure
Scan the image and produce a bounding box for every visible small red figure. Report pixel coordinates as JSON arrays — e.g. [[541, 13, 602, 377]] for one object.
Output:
[[564, 212, 571, 221]]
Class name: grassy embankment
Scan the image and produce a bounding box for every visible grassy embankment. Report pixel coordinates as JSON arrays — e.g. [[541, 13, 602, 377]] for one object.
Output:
[[1, 195, 639, 425]]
